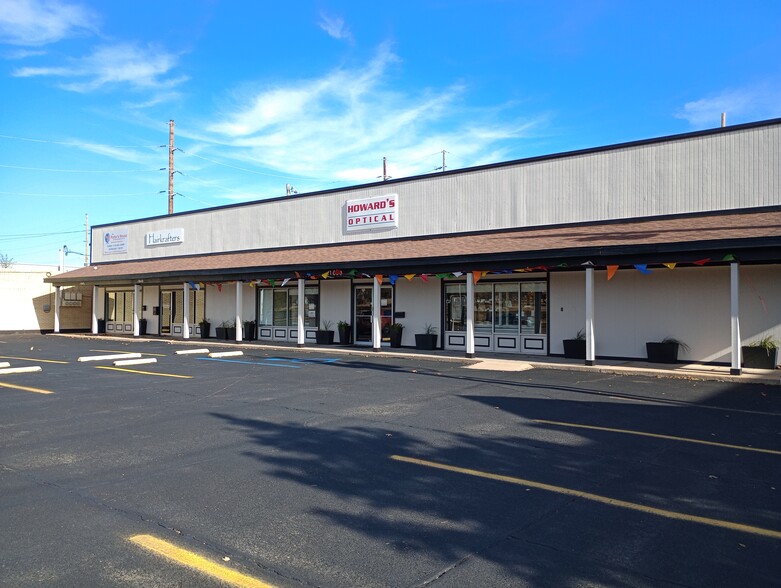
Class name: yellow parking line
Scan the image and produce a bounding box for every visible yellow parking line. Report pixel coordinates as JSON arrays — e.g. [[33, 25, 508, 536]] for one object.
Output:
[[90, 349, 168, 357], [129, 534, 274, 588], [0, 355, 69, 364], [0, 381, 54, 395], [533, 419, 781, 456], [95, 366, 192, 379], [390, 455, 781, 540]]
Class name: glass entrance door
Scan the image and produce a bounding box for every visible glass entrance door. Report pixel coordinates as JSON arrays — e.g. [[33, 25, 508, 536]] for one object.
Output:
[[354, 285, 393, 343], [160, 291, 172, 334]]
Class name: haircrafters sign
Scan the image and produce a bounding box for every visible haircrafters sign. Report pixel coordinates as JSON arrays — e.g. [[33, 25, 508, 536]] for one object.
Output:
[[344, 194, 398, 233]]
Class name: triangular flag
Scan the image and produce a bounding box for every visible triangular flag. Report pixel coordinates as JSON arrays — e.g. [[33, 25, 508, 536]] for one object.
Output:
[[606, 265, 619, 280], [692, 258, 711, 266], [321, 271, 329, 279], [557, 263, 568, 268], [405, 274, 416, 281], [187, 281, 195, 290], [216, 283, 222, 292], [348, 269, 358, 277], [389, 275, 398, 285], [420, 274, 429, 282], [473, 271, 484, 284], [513, 268, 528, 273], [198, 283, 205, 289], [663, 263, 677, 270], [268, 279, 276, 287], [722, 254, 736, 261], [452, 272, 463, 277], [581, 261, 594, 267], [332, 269, 343, 276], [634, 264, 652, 275], [435, 273, 448, 279], [249, 281, 256, 287], [375, 274, 383, 285], [295, 271, 301, 279], [281, 278, 290, 287], [262, 279, 270, 286]]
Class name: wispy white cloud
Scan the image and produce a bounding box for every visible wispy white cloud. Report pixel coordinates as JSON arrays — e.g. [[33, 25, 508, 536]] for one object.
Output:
[[12, 42, 187, 93], [0, 0, 97, 46], [318, 12, 354, 44], [676, 83, 781, 128], [204, 44, 543, 186]]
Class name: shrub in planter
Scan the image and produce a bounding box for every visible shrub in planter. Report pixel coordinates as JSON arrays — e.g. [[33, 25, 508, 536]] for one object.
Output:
[[646, 337, 689, 364], [563, 328, 586, 359], [316, 321, 335, 345], [199, 319, 211, 339], [337, 320, 352, 345], [415, 324, 438, 350], [742, 336, 779, 369], [389, 323, 404, 348]]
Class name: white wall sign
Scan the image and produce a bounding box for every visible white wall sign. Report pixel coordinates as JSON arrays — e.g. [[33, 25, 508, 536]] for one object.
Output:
[[145, 228, 184, 247], [345, 194, 398, 232], [103, 228, 129, 255]]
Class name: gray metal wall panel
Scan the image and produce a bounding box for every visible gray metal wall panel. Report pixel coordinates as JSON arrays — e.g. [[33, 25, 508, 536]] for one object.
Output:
[[92, 124, 781, 263]]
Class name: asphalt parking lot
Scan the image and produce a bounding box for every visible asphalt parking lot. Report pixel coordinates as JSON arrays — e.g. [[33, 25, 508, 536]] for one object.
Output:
[[1, 333, 780, 587]]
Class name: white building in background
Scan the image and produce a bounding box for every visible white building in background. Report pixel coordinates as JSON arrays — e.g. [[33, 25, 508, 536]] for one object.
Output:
[[48, 118, 781, 374], [1, 264, 91, 332]]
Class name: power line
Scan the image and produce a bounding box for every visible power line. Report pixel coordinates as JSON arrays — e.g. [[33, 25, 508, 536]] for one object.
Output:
[[0, 163, 161, 173], [0, 133, 160, 149], [0, 190, 157, 198]]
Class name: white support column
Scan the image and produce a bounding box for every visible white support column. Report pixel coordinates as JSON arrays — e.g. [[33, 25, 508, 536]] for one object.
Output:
[[466, 273, 475, 358], [133, 284, 140, 337], [235, 281, 243, 342], [730, 262, 741, 375], [182, 283, 190, 339], [297, 278, 306, 347], [372, 275, 381, 352], [54, 286, 61, 333], [91, 285, 98, 334], [585, 267, 595, 366]]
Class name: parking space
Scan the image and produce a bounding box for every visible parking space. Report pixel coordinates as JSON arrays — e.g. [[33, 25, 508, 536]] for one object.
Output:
[[1, 333, 780, 587]]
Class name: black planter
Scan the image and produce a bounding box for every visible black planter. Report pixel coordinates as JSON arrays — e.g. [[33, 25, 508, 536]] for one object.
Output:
[[243, 321, 256, 341], [563, 339, 586, 359], [199, 322, 211, 339], [338, 324, 352, 345], [97, 319, 106, 334], [415, 334, 438, 350], [646, 342, 679, 364], [315, 330, 335, 345], [742, 346, 778, 369], [215, 327, 226, 340], [138, 319, 147, 336], [389, 328, 404, 348], [226, 327, 236, 340]]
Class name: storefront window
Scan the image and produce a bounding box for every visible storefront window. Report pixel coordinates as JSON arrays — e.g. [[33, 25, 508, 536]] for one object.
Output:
[[494, 283, 519, 333], [446, 281, 547, 335], [521, 282, 547, 334], [474, 284, 493, 331], [273, 290, 287, 326], [106, 291, 133, 322], [259, 286, 319, 328]]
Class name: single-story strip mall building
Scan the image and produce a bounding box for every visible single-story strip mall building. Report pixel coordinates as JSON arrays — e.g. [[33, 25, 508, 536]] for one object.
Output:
[[47, 118, 781, 374]]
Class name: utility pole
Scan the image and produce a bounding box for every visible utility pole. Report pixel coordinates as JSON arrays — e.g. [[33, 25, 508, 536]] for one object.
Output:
[[441, 150, 447, 172], [84, 213, 89, 266], [168, 119, 175, 215]]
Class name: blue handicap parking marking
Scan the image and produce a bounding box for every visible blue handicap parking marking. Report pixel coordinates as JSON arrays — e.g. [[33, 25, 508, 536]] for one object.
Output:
[[264, 357, 341, 364], [196, 357, 302, 368]]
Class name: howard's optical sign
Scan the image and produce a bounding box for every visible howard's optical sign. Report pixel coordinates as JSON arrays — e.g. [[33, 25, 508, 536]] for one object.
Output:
[[344, 194, 398, 233]]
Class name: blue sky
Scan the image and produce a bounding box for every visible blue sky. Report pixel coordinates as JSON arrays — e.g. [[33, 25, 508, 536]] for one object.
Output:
[[1, 0, 780, 265]]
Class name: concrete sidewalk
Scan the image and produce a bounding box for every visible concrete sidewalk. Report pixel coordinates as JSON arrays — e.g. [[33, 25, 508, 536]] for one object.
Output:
[[52, 332, 781, 385]]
